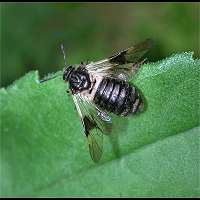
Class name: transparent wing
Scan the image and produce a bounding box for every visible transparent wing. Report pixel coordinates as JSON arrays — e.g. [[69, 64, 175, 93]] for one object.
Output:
[[86, 38, 153, 80], [72, 93, 112, 162]]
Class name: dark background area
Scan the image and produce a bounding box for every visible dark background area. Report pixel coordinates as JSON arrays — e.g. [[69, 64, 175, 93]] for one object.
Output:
[[0, 2, 199, 88]]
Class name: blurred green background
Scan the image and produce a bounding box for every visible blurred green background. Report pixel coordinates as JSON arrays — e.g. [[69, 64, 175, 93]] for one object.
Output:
[[0, 2, 199, 88]]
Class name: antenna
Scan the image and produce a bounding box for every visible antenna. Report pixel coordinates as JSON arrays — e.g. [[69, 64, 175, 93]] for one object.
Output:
[[39, 70, 63, 83], [39, 44, 67, 83], [61, 43, 67, 67]]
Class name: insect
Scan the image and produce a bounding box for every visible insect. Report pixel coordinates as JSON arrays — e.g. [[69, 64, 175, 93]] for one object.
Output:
[[40, 39, 153, 162]]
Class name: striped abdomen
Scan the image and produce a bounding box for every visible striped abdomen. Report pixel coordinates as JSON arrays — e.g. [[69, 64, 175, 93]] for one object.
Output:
[[93, 77, 142, 116]]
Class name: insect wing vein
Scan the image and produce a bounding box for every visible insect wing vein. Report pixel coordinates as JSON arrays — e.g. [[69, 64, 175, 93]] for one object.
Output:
[[72, 93, 111, 162], [86, 38, 153, 80]]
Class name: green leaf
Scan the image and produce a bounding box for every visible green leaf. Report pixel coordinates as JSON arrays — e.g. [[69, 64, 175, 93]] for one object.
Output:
[[0, 52, 199, 197]]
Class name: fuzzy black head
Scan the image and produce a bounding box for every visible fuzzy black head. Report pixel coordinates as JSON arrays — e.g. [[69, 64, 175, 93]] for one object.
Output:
[[63, 66, 91, 93]]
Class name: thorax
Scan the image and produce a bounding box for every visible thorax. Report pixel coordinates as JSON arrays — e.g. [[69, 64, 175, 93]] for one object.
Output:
[[79, 74, 103, 101]]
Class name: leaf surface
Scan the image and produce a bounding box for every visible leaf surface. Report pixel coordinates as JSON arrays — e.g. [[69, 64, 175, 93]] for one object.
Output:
[[0, 52, 199, 197]]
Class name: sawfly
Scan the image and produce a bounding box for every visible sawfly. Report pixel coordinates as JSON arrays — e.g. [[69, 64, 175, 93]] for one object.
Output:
[[40, 39, 153, 162]]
